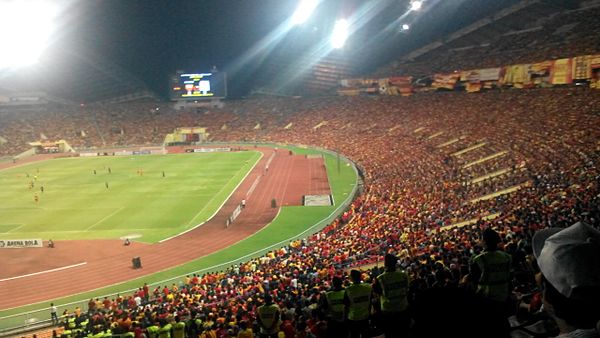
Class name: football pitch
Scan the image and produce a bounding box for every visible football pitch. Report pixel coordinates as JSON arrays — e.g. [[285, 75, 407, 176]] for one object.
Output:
[[0, 151, 261, 243]]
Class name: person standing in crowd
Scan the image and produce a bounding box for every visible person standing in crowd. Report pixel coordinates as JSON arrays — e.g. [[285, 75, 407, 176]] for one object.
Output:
[[50, 303, 58, 325], [470, 227, 512, 336], [344, 270, 371, 338], [256, 293, 280, 338], [373, 253, 410, 338], [172, 316, 185, 338], [320, 276, 347, 338], [158, 318, 172, 338], [470, 227, 512, 302], [236, 320, 253, 338], [532, 222, 600, 338], [146, 321, 160, 338]]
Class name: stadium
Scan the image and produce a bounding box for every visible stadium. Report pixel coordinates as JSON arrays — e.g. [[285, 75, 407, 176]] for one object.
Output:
[[0, 0, 599, 337]]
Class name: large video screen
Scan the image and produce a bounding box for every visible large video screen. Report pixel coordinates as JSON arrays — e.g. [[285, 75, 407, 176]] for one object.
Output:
[[171, 72, 226, 99]]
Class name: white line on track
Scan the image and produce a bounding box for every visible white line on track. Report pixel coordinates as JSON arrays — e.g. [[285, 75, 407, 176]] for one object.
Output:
[[159, 151, 263, 243], [0, 262, 88, 282]]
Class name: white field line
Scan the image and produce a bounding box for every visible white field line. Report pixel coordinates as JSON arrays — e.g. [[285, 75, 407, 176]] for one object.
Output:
[[0, 262, 87, 283], [6, 224, 25, 233], [85, 207, 125, 231], [0, 148, 360, 316], [159, 151, 264, 243]]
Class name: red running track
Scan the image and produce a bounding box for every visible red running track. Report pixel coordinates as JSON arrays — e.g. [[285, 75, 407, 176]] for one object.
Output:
[[0, 146, 330, 310]]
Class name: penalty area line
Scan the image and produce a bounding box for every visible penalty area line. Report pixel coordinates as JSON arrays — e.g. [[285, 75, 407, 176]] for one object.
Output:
[[0, 262, 88, 282]]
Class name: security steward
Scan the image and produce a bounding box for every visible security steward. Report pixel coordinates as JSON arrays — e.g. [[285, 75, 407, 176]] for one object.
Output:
[[373, 253, 410, 338], [158, 318, 173, 338], [470, 227, 512, 303], [256, 293, 280, 338], [470, 227, 512, 335], [321, 276, 347, 338], [146, 321, 160, 338], [172, 316, 186, 338], [344, 270, 372, 338]]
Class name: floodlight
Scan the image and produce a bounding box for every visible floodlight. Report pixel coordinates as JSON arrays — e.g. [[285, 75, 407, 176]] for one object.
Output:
[[291, 0, 319, 25], [0, 1, 56, 69], [410, 1, 423, 11], [331, 19, 349, 49], [402, 24, 410, 30]]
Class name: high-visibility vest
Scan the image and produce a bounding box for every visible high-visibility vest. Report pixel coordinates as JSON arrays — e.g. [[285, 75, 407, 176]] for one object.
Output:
[[345, 283, 371, 321], [473, 250, 512, 302], [146, 325, 160, 338], [326, 290, 345, 322], [172, 321, 186, 338], [257, 304, 280, 334], [377, 270, 409, 312], [159, 323, 172, 338]]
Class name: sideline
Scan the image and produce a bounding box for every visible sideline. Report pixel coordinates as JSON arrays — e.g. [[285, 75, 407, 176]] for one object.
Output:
[[158, 151, 263, 243]]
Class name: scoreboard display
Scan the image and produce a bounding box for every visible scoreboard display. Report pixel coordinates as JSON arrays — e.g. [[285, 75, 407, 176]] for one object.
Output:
[[171, 71, 226, 100]]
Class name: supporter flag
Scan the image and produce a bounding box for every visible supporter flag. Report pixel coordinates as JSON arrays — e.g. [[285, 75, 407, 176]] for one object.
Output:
[[389, 76, 413, 96], [550, 58, 573, 85], [466, 82, 482, 93], [572, 55, 592, 80], [340, 78, 364, 88], [253, 123, 261, 130], [0, 136, 6, 144], [80, 130, 87, 137], [378, 78, 388, 94], [40, 133, 48, 140], [221, 124, 227, 130], [502, 64, 531, 86], [461, 68, 501, 82], [432, 73, 460, 90], [589, 55, 600, 89], [529, 61, 553, 85], [284, 123, 293, 130], [590, 55, 600, 69], [483, 82, 494, 89]]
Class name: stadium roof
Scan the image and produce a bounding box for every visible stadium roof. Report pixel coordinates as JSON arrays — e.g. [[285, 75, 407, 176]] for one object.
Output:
[[0, 0, 588, 102]]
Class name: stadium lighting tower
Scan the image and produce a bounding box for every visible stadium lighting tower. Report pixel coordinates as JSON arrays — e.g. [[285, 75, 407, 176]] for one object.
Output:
[[291, 0, 319, 25], [0, 1, 56, 69], [331, 19, 349, 49], [410, 1, 423, 11], [402, 24, 410, 30]]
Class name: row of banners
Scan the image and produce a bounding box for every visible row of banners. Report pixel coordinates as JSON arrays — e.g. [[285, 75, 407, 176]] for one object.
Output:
[[338, 54, 600, 96]]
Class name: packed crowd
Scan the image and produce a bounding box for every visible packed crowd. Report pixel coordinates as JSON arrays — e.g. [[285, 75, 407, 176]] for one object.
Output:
[[7, 85, 596, 338], [377, 4, 600, 77]]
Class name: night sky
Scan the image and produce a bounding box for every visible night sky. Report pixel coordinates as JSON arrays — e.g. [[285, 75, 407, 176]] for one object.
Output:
[[2, 0, 522, 100]]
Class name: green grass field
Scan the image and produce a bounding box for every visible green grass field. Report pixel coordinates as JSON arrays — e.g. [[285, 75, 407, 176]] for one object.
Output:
[[0, 151, 261, 243], [0, 146, 358, 329]]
